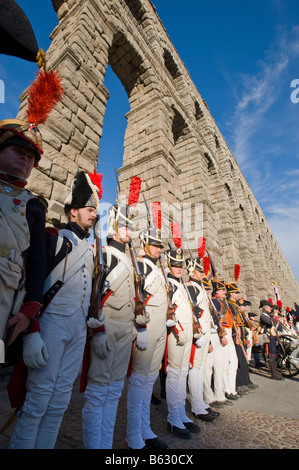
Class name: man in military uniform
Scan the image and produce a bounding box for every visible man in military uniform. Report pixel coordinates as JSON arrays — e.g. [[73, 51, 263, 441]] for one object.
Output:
[[165, 248, 200, 439], [212, 275, 238, 404], [259, 299, 284, 380], [0, 47, 63, 356], [186, 257, 217, 422], [248, 312, 264, 368], [9, 171, 100, 448], [226, 282, 257, 395], [126, 227, 168, 449], [82, 203, 149, 449], [202, 276, 227, 410], [237, 298, 254, 361], [0, 120, 46, 356]]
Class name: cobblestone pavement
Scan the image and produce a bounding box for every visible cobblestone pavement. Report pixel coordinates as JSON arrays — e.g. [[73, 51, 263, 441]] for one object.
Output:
[[1, 362, 298, 450]]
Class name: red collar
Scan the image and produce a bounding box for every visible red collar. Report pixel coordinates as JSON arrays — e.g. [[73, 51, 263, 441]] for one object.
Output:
[[0, 172, 27, 188]]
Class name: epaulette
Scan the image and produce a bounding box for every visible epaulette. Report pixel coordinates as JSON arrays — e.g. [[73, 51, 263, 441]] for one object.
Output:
[[45, 226, 59, 236], [37, 195, 49, 212]]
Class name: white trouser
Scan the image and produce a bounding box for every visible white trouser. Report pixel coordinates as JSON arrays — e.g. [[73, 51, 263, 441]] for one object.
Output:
[[246, 328, 253, 360], [126, 372, 148, 449], [9, 307, 86, 449], [166, 365, 191, 428], [126, 372, 160, 448], [82, 380, 124, 449], [222, 329, 238, 395], [188, 364, 209, 414], [203, 334, 226, 403], [141, 373, 158, 440]]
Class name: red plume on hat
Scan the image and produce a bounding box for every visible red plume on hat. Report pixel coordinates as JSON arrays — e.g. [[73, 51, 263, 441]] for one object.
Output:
[[88, 169, 103, 200], [198, 237, 206, 259], [151, 201, 162, 230], [203, 256, 210, 276], [0, 50, 63, 166], [234, 264, 241, 282], [268, 298, 273, 305], [26, 50, 63, 126], [26, 68, 64, 126], [277, 300, 282, 309], [171, 222, 181, 249], [128, 176, 142, 207]]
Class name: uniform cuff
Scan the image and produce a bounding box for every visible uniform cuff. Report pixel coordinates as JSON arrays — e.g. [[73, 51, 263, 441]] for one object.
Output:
[[19, 301, 41, 320], [92, 325, 106, 335], [27, 319, 41, 334], [137, 325, 147, 331]]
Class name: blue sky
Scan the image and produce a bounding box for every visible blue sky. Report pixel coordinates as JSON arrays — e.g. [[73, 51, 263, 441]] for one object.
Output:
[[0, 1, 298, 285]]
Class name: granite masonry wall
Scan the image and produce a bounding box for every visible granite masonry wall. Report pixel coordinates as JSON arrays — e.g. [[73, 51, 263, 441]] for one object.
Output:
[[16, 0, 299, 312]]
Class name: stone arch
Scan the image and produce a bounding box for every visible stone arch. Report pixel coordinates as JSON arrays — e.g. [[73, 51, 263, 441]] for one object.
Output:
[[108, 31, 146, 97], [17, 0, 298, 309], [124, 0, 146, 23], [194, 101, 204, 120], [171, 105, 189, 144], [163, 48, 181, 80]]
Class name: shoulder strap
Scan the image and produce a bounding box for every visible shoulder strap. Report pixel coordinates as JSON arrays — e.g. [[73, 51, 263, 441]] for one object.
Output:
[[142, 257, 165, 286], [104, 245, 134, 287], [43, 235, 91, 294]]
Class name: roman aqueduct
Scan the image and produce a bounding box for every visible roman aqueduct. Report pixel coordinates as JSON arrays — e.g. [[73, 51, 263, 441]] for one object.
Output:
[[16, 0, 299, 312]]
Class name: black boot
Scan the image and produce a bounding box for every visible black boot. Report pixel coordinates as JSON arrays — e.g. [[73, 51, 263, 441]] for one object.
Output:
[[269, 354, 284, 380], [159, 367, 166, 398]]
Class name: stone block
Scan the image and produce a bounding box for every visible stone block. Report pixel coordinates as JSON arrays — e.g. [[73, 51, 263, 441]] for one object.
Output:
[[51, 180, 69, 204], [50, 164, 68, 184], [27, 169, 53, 199], [53, 154, 78, 175]]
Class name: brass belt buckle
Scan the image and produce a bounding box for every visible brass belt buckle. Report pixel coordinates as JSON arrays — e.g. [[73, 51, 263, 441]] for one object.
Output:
[[0, 246, 10, 258]]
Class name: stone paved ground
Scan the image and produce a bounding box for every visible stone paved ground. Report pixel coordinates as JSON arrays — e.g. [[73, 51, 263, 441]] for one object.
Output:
[[1, 362, 298, 450]]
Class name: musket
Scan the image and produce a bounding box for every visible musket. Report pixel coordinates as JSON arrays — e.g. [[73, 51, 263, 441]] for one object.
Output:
[[82, 170, 106, 324], [114, 169, 147, 324], [87, 214, 106, 322], [167, 224, 203, 338], [205, 249, 229, 336], [180, 225, 226, 338], [231, 310, 249, 363], [128, 237, 148, 323], [207, 249, 249, 361], [223, 297, 249, 363], [180, 275, 204, 338], [1, 273, 26, 357], [237, 305, 256, 331], [141, 194, 177, 325]]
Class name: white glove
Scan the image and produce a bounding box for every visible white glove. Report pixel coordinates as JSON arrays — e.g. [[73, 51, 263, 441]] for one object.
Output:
[[195, 336, 205, 348], [136, 328, 148, 351], [134, 310, 150, 326], [92, 332, 111, 359], [210, 327, 218, 334], [23, 332, 49, 369], [176, 329, 188, 346], [166, 318, 177, 327], [87, 311, 105, 329]]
